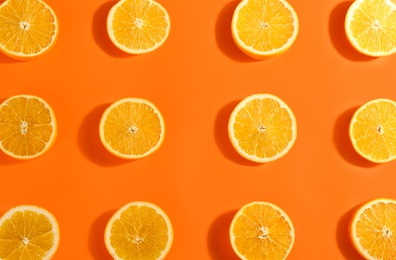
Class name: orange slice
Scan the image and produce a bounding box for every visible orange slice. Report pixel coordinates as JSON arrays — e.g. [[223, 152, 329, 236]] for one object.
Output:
[[349, 98, 396, 163], [230, 201, 295, 260], [228, 93, 297, 163], [107, 0, 171, 54], [345, 0, 396, 57], [0, 205, 60, 259], [0, 94, 57, 160], [349, 198, 396, 260], [104, 201, 173, 260], [0, 0, 59, 61], [99, 97, 165, 159], [231, 0, 299, 59]]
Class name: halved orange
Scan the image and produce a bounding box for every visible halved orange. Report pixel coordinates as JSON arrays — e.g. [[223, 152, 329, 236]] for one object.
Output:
[[349, 198, 396, 260], [228, 93, 297, 163], [0, 205, 60, 259], [230, 201, 295, 260], [231, 0, 299, 59], [0, 0, 59, 61], [99, 97, 165, 159], [349, 98, 396, 163], [104, 201, 173, 260], [107, 0, 171, 54], [345, 0, 396, 57], [0, 94, 57, 160]]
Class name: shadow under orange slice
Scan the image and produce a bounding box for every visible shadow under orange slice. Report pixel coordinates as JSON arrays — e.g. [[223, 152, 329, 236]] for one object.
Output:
[[88, 210, 115, 260], [207, 210, 239, 260]]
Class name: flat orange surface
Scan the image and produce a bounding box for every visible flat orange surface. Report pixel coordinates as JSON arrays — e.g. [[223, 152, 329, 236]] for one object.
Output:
[[1, 0, 396, 259]]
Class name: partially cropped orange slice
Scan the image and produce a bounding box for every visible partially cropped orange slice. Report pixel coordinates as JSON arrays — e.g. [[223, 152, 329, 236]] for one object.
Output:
[[0, 94, 57, 160], [231, 0, 299, 59], [0, 205, 60, 259], [0, 0, 59, 61], [228, 93, 297, 163], [99, 97, 165, 159], [349, 98, 396, 163], [230, 201, 295, 260], [349, 198, 396, 260], [105, 201, 173, 260], [107, 0, 171, 54], [345, 0, 396, 57]]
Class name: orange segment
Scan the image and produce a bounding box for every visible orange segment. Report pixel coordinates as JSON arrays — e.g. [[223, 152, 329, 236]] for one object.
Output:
[[99, 97, 165, 159], [107, 0, 171, 54], [0, 0, 59, 61], [228, 93, 297, 163], [231, 0, 299, 59], [104, 201, 173, 260], [345, 0, 396, 57], [349, 198, 396, 260], [349, 98, 396, 163], [0, 95, 57, 160], [230, 201, 295, 260], [0, 205, 60, 260]]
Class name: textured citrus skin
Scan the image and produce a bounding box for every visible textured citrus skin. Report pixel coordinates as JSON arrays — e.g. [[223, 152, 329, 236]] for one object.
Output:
[[349, 198, 396, 260], [230, 201, 295, 260], [0, 0, 59, 61], [228, 93, 297, 163], [349, 98, 396, 163], [0, 205, 60, 260], [345, 0, 396, 57], [99, 97, 165, 159], [104, 201, 173, 260], [0, 95, 57, 160], [231, 0, 299, 59], [106, 0, 171, 54]]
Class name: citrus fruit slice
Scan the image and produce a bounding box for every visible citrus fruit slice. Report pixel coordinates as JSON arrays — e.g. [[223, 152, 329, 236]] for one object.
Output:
[[0, 94, 57, 160], [107, 0, 171, 54], [0, 205, 60, 259], [349, 98, 396, 163], [228, 93, 297, 163], [0, 0, 59, 61], [345, 0, 396, 57], [230, 201, 295, 260], [104, 201, 173, 260], [349, 198, 396, 260], [231, 0, 299, 59], [99, 97, 165, 159]]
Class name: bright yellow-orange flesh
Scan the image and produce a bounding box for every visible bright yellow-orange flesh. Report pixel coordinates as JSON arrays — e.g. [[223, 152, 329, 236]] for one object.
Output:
[[228, 94, 297, 163], [105, 202, 173, 259], [349, 98, 396, 163], [350, 198, 396, 260], [0, 0, 58, 60], [232, 0, 298, 59], [230, 201, 295, 260], [345, 0, 396, 56], [0, 205, 60, 259], [0, 95, 57, 159], [100, 98, 165, 159], [107, 0, 170, 54]]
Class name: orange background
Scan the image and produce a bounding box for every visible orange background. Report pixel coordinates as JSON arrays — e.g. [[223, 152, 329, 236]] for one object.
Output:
[[1, 0, 396, 259]]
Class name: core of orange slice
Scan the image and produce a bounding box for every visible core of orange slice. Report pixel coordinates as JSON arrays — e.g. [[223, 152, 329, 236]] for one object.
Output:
[[0, 0, 59, 61], [231, 0, 299, 59], [228, 93, 297, 163], [345, 0, 396, 57], [107, 0, 171, 54], [99, 97, 165, 159], [104, 201, 173, 260], [0, 94, 57, 160], [0, 205, 60, 260], [349, 198, 396, 260], [349, 98, 396, 163], [230, 201, 295, 260]]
